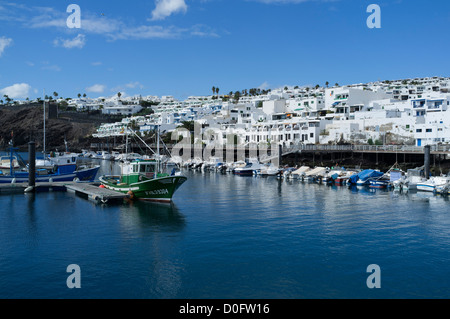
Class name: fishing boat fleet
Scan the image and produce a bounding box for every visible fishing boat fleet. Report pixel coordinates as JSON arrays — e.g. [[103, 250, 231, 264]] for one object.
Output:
[[181, 157, 450, 195]]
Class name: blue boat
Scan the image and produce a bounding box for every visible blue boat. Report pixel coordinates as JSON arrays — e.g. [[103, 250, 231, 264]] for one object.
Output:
[[348, 169, 384, 186], [369, 178, 390, 188], [0, 143, 100, 184]]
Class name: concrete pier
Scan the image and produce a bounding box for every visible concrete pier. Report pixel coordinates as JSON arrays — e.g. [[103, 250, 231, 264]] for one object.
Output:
[[0, 181, 127, 204]]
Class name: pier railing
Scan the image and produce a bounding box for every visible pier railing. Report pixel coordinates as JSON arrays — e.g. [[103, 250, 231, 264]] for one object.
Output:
[[281, 144, 450, 154]]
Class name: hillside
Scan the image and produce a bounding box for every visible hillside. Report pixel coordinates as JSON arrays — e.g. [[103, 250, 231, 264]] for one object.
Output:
[[0, 105, 97, 152]]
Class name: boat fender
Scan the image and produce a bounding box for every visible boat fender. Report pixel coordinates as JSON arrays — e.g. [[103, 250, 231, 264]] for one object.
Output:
[[127, 191, 135, 200], [24, 186, 34, 193], [99, 185, 105, 188]]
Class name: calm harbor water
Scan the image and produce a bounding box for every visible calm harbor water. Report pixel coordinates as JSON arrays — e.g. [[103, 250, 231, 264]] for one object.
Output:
[[1, 159, 450, 299]]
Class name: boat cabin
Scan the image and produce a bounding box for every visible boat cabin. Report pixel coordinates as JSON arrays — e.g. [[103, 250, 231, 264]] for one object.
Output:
[[131, 160, 157, 178], [121, 160, 160, 184]]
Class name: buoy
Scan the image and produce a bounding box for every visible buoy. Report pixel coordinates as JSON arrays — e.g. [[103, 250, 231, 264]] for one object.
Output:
[[99, 184, 105, 188]]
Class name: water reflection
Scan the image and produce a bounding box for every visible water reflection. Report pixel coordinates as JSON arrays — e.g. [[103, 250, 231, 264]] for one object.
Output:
[[119, 201, 186, 234], [24, 193, 38, 243], [118, 201, 186, 298]]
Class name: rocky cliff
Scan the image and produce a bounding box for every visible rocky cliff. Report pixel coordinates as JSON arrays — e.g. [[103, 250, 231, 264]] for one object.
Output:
[[0, 104, 96, 152]]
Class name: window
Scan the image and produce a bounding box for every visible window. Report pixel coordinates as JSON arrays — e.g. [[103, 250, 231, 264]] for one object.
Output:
[[426, 129, 432, 133], [310, 133, 314, 138], [416, 129, 422, 133]]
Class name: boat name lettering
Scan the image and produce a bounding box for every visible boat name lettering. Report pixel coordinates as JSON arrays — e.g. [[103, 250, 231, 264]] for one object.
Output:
[[146, 189, 169, 195]]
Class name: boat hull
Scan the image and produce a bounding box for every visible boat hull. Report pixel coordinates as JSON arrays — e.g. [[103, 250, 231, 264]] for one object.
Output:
[[99, 175, 187, 202], [233, 169, 254, 176], [0, 166, 100, 183], [369, 180, 389, 188]]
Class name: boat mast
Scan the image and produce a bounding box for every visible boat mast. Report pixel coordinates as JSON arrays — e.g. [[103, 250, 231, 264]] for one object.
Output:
[[125, 124, 128, 158], [156, 124, 160, 177], [9, 138, 13, 177], [43, 89, 46, 157]]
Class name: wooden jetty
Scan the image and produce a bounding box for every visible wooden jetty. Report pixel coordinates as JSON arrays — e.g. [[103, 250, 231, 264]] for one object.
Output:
[[0, 181, 127, 204]]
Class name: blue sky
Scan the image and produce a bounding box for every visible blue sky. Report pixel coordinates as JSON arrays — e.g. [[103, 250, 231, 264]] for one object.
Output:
[[0, 0, 449, 100]]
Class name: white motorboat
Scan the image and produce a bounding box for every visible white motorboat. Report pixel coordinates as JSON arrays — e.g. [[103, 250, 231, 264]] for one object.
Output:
[[304, 166, 327, 182], [286, 166, 311, 180], [417, 176, 450, 192]]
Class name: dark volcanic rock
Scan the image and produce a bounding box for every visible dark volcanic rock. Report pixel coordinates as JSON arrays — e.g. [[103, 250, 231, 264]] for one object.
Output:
[[0, 105, 96, 152]]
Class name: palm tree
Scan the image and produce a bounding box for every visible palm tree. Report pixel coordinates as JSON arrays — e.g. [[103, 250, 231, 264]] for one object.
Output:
[[212, 86, 216, 96], [53, 92, 58, 99], [117, 92, 122, 99], [83, 93, 87, 98], [335, 83, 339, 87], [234, 91, 241, 104], [216, 87, 219, 96], [325, 81, 329, 88], [77, 93, 81, 98]]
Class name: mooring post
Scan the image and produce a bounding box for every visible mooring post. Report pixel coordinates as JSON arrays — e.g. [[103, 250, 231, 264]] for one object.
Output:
[[278, 144, 282, 167], [424, 145, 431, 179], [26, 141, 36, 192]]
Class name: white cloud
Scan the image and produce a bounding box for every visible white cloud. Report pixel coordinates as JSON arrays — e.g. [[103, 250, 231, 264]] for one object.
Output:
[[150, 0, 188, 21], [250, 0, 323, 3], [125, 82, 144, 89], [41, 61, 61, 72], [3, 3, 218, 41], [0, 36, 12, 57], [258, 81, 270, 90], [86, 84, 106, 93], [53, 34, 86, 49], [0, 83, 31, 99]]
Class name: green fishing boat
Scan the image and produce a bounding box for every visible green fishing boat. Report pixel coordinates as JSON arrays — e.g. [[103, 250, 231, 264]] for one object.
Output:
[[99, 159, 187, 202]]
